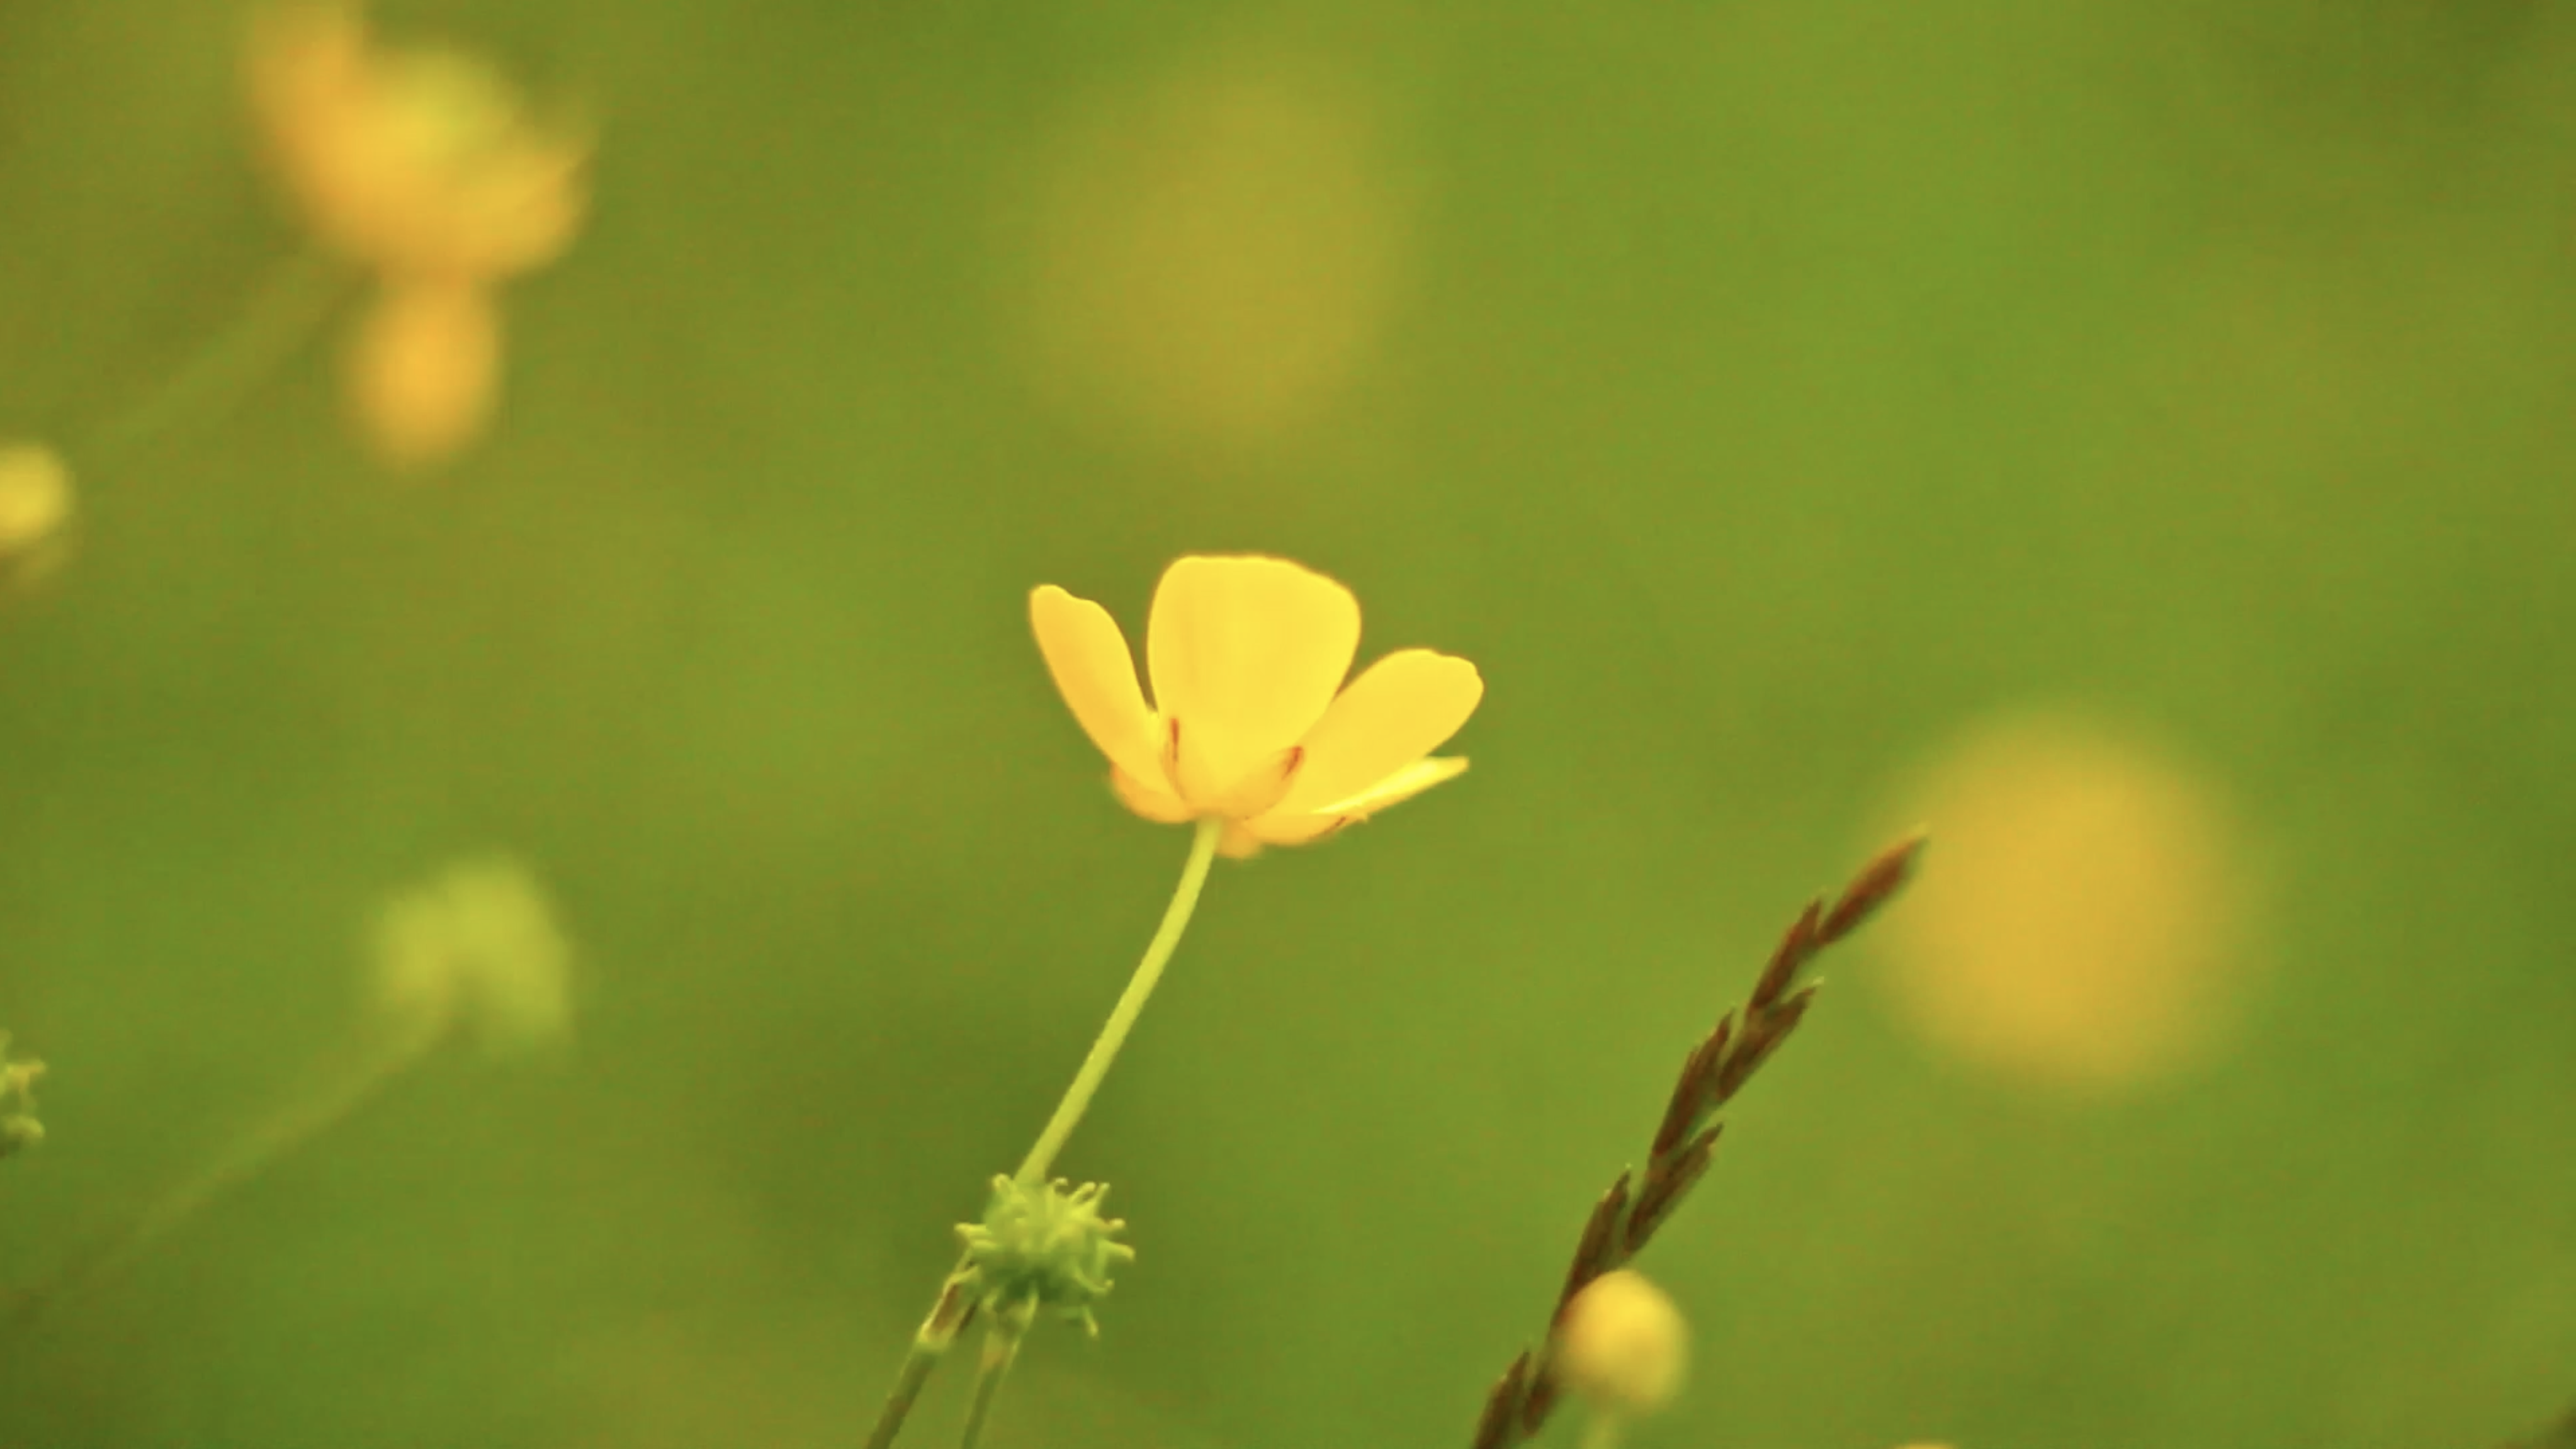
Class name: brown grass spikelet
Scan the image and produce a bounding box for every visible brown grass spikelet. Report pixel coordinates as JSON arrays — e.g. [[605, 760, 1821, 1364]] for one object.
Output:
[[1467, 834, 1926, 1448]]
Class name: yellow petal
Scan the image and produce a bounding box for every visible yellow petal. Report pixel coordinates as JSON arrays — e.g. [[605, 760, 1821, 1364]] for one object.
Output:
[[1211, 745, 1302, 820], [1274, 648, 1482, 815], [1110, 765, 1197, 824], [1234, 809, 1343, 850], [1322, 755, 1469, 815], [443, 133, 590, 277], [246, 4, 589, 282], [1144, 555, 1359, 805], [1216, 820, 1267, 859], [1031, 585, 1168, 789], [1243, 755, 1471, 849]]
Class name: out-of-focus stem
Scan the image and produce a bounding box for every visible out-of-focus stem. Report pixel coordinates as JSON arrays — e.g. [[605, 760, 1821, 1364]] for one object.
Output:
[[8, 1010, 441, 1330], [80, 251, 351, 473]]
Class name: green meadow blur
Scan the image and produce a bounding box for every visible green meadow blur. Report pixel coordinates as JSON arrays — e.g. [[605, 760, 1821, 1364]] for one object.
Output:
[[2, 1, 2572, 1446]]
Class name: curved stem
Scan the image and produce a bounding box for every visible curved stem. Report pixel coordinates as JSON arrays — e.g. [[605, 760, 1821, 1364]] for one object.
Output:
[[860, 820, 1226, 1449], [1014, 815, 1223, 1186]]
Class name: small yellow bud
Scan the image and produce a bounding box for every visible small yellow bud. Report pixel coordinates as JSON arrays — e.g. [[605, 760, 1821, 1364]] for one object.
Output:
[[0, 443, 74, 584], [346, 278, 501, 468], [1553, 1269, 1688, 1417]]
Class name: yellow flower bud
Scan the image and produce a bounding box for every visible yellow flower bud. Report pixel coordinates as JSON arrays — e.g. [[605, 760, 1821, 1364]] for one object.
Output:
[[0, 443, 74, 585], [1553, 1269, 1688, 1417], [346, 278, 501, 468]]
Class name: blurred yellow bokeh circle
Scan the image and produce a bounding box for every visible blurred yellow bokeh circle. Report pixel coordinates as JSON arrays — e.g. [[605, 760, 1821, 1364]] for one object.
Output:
[[0, 443, 75, 589], [0, 444, 73, 554], [1008, 42, 1406, 456], [1874, 711, 2259, 1093]]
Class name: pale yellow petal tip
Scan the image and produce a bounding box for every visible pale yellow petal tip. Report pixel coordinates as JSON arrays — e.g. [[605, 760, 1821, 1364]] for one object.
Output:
[[1159, 551, 1346, 591], [1033, 584, 1167, 789], [1316, 753, 1468, 818], [1027, 583, 1082, 643], [1152, 554, 1362, 660]]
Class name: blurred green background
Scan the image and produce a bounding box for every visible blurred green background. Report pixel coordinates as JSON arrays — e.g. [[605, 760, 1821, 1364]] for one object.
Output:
[[2, 0, 2572, 1445]]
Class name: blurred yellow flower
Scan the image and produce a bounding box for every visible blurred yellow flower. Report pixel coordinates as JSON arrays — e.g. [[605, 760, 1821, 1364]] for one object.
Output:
[[246, 3, 589, 467], [1874, 711, 2253, 1094], [1031, 554, 1481, 857], [0, 443, 74, 589], [247, 3, 588, 282]]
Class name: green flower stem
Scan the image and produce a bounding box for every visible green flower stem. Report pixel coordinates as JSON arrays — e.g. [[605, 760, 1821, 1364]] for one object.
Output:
[[1014, 813, 1223, 1186], [864, 1343, 943, 1449], [862, 1268, 978, 1449], [955, 1312, 1029, 1449], [860, 815, 1225, 1449]]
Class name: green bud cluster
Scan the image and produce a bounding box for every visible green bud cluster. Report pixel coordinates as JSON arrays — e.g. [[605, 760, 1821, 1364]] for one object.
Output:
[[952, 1175, 1135, 1336]]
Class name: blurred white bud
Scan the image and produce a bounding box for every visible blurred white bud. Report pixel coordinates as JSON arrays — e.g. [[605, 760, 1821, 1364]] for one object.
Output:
[[371, 854, 574, 1054], [1554, 1269, 1688, 1417]]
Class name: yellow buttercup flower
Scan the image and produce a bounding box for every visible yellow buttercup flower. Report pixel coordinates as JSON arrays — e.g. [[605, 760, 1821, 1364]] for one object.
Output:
[[1031, 554, 1481, 857]]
